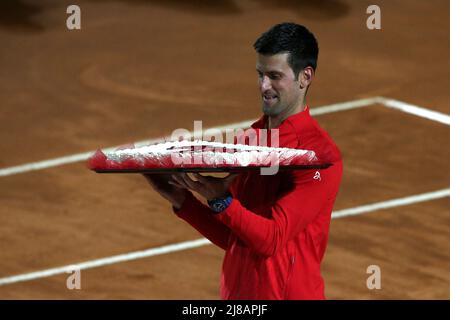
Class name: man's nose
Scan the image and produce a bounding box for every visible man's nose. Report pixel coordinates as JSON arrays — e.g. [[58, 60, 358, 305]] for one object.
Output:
[[260, 75, 272, 92]]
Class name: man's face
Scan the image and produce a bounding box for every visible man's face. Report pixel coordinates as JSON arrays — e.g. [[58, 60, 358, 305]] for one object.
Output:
[[256, 53, 303, 116]]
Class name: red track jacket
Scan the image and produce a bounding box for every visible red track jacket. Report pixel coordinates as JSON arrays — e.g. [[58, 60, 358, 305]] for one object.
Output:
[[176, 106, 343, 299]]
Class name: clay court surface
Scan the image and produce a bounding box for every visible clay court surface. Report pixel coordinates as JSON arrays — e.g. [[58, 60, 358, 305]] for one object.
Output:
[[0, 0, 449, 299]]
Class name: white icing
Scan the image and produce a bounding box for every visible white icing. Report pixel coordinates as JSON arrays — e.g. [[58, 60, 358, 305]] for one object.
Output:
[[105, 140, 317, 166]]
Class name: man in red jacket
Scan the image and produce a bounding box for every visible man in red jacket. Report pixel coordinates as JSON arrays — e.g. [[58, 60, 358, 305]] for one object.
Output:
[[144, 23, 343, 299]]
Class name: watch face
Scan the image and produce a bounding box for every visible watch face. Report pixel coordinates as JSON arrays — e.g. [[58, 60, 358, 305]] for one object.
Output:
[[214, 202, 226, 212]]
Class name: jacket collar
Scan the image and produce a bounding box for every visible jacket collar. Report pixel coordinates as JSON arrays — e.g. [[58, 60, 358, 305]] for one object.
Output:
[[251, 105, 312, 134]]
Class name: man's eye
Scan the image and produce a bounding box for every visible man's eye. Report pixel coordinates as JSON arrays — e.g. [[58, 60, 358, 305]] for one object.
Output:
[[270, 74, 281, 80]]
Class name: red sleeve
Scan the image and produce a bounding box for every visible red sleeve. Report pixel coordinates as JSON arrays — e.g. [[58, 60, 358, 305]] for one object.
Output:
[[216, 162, 343, 257], [175, 192, 231, 250]]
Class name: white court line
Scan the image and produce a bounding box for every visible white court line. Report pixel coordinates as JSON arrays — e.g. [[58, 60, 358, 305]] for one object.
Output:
[[0, 97, 383, 177], [331, 188, 450, 218], [381, 98, 450, 126], [0, 187, 448, 286], [0, 238, 212, 286]]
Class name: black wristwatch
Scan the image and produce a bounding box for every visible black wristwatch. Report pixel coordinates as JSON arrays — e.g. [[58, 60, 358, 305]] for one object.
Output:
[[207, 193, 233, 213]]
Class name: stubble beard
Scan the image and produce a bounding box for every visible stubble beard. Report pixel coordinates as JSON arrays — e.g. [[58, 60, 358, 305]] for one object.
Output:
[[262, 100, 284, 116]]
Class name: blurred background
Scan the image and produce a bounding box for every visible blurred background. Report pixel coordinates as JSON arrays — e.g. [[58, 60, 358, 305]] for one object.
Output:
[[0, 0, 449, 299]]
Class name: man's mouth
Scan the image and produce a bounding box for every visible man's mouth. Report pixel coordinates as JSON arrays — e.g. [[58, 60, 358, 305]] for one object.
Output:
[[262, 94, 278, 104]]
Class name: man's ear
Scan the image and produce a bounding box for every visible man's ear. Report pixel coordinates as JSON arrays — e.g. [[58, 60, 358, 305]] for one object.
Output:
[[299, 66, 315, 89]]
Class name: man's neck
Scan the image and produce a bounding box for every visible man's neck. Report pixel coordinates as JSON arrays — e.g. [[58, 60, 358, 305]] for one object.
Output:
[[267, 100, 306, 129]]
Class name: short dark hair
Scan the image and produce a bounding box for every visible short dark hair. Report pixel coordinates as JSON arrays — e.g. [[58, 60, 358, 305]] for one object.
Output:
[[253, 22, 319, 78]]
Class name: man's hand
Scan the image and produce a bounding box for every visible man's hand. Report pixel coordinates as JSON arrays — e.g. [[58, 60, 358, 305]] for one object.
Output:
[[143, 173, 189, 210], [169, 173, 238, 200]]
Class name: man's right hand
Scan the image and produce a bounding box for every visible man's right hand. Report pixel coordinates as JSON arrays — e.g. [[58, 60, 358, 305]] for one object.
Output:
[[142, 173, 188, 210]]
